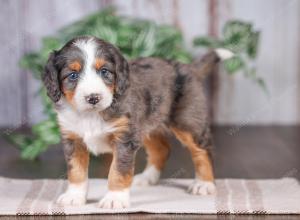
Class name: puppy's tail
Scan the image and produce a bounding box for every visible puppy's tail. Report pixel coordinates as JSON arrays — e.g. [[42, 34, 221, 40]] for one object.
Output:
[[192, 48, 234, 80]]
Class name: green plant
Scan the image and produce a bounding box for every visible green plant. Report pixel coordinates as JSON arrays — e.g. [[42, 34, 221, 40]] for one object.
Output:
[[9, 8, 264, 160], [193, 20, 267, 93]]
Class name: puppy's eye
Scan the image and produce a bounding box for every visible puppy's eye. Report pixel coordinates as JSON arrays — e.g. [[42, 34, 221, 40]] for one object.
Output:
[[99, 68, 113, 82], [68, 72, 79, 81]]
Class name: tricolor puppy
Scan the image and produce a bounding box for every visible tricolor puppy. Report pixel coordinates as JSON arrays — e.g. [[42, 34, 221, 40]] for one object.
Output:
[[42, 36, 233, 209]]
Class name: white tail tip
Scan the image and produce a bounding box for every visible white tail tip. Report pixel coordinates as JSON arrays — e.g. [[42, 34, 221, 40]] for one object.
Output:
[[215, 48, 234, 60]]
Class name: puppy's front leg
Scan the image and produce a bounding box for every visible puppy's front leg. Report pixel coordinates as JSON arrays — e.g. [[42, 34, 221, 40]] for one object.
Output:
[[99, 133, 139, 209], [57, 136, 89, 206]]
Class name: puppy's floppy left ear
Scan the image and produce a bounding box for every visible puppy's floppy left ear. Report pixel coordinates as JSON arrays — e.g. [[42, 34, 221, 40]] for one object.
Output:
[[111, 47, 129, 98], [42, 51, 61, 103]]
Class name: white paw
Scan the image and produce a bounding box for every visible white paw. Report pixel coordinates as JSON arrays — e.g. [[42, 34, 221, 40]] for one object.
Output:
[[98, 190, 130, 209], [56, 192, 86, 206], [188, 180, 216, 195], [56, 182, 87, 206], [133, 165, 160, 186]]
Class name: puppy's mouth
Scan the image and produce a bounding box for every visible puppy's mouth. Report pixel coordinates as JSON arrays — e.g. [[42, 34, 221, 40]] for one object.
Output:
[[81, 103, 108, 113], [77, 98, 112, 113]]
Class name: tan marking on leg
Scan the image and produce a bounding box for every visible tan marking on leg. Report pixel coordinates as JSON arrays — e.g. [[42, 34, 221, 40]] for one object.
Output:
[[66, 135, 89, 184], [143, 132, 170, 170], [171, 127, 214, 181], [108, 148, 133, 191], [102, 117, 132, 191]]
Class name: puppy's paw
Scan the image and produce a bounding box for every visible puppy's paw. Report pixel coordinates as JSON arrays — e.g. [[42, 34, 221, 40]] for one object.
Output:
[[56, 182, 87, 206], [132, 165, 160, 186], [56, 192, 86, 206], [98, 190, 130, 209], [188, 180, 216, 195]]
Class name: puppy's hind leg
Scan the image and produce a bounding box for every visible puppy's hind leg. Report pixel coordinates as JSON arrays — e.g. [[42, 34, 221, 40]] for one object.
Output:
[[171, 127, 216, 195], [133, 132, 170, 186]]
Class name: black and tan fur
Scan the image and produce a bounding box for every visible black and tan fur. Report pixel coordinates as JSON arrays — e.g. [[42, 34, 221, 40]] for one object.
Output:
[[43, 35, 232, 209]]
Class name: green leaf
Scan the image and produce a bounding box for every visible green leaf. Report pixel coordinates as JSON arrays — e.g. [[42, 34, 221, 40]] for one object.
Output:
[[193, 36, 221, 48], [222, 20, 253, 53], [19, 53, 44, 79], [5, 134, 32, 150], [21, 140, 46, 160], [224, 57, 245, 74], [223, 20, 252, 41], [245, 68, 269, 95], [32, 120, 60, 145], [42, 37, 61, 50], [247, 31, 260, 59], [256, 78, 269, 95]]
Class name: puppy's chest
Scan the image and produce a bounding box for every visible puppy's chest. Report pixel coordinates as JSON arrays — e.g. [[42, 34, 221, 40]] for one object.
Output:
[[57, 109, 117, 155]]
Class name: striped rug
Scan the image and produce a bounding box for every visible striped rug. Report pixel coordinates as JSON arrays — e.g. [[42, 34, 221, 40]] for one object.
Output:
[[0, 177, 299, 215]]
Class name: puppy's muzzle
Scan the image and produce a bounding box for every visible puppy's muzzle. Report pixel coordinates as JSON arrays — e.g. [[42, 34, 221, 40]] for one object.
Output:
[[85, 93, 102, 105]]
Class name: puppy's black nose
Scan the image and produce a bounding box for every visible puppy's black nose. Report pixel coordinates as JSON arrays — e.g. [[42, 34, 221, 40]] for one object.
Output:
[[85, 93, 101, 105]]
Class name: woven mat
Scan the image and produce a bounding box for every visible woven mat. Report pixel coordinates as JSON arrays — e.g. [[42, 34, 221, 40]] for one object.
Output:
[[0, 177, 299, 215]]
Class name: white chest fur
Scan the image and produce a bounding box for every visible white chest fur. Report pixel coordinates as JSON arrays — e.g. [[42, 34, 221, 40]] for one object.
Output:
[[57, 108, 117, 155]]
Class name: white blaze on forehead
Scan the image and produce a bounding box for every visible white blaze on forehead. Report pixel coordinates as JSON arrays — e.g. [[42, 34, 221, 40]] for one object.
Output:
[[73, 38, 97, 68], [72, 38, 113, 112]]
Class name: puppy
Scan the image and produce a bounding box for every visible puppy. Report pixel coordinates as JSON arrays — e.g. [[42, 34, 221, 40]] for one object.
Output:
[[42, 36, 233, 209]]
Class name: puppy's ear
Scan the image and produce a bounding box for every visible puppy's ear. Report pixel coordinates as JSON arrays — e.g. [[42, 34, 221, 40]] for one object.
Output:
[[112, 47, 129, 98], [42, 51, 61, 103]]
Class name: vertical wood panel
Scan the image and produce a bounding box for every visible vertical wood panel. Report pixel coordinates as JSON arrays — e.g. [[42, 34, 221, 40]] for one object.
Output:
[[297, 1, 300, 119], [207, 0, 219, 122], [176, 0, 208, 47], [0, 0, 23, 127], [114, 0, 174, 25], [114, 0, 208, 48]]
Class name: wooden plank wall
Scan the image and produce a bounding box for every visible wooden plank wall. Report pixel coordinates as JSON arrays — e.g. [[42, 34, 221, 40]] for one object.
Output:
[[0, 0, 299, 127]]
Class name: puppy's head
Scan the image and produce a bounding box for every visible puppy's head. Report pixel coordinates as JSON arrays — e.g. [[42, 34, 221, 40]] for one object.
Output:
[[43, 36, 129, 112]]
